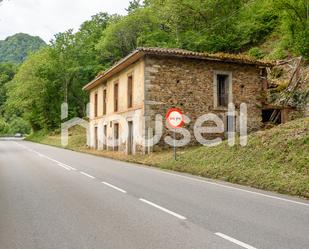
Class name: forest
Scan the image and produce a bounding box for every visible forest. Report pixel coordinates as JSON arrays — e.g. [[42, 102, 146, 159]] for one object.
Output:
[[0, 0, 308, 135], [0, 33, 46, 64]]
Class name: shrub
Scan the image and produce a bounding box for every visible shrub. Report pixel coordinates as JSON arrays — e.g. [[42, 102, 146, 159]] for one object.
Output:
[[248, 47, 264, 59], [8, 117, 31, 134], [0, 118, 10, 134]]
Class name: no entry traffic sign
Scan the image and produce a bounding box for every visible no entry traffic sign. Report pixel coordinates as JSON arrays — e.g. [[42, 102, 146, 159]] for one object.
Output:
[[166, 108, 184, 128], [166, 108, 184, 161]]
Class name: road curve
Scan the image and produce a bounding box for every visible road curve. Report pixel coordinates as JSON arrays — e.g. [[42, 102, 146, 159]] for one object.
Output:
[[0, 140, 308, 249]]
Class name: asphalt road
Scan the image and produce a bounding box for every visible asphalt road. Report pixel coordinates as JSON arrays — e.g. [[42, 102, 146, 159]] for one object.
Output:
[[0, 140, 308, 249]]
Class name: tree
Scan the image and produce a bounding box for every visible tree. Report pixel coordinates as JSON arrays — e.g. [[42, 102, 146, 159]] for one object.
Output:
[[5, 13, 111, 131], [274, 0, 309, 59], [0, 63, 17, 113], [49, 13, 111, 119], [96, 8, 171, 63], [126, 0, 144, 13], [3, 0, 308, 136], [8, 116, 31, 134], [5, 47, 55, 131], [0, 118, 9, 134]]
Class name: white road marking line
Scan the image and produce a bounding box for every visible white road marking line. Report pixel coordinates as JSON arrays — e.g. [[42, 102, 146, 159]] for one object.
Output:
[[57, 163, 71, 171], [80, 171, 96, 179], [215, 233, 257, 249], [157, 171, 309, 207], [15, 142, 78, 172], [37, 153, 45, 157], [64, 165, 77, 171], [58, 163, 77, 171], [33, 150, 59, 163], [102, 182, 127, 193], [17, 142, 309, 207], [139, 198, 186, 220]]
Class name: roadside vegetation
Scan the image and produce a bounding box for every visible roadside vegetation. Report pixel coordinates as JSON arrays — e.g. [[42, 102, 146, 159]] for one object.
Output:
[[1, 0, 309, 198], [27, 118, 309, 199], [1, 0, 309, 134]]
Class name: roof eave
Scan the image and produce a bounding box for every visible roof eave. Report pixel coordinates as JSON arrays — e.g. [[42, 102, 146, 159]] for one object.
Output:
[[83, 48, 274, 91], [83, 50, 144, 91]]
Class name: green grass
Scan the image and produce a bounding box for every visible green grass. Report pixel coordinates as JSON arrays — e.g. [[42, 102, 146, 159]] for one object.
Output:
[[25, 127, 87, 149], [26, 118, 309, 199]]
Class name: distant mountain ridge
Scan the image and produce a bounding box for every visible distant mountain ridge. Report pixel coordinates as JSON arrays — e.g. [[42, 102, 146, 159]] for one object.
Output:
[[0, 33, 46, 64]]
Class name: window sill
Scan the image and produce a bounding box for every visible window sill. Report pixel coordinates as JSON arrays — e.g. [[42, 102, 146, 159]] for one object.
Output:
[[213, 106, 228, 112]]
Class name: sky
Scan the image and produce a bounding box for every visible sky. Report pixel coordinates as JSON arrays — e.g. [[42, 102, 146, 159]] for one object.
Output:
[[0, 0, 130, 42]]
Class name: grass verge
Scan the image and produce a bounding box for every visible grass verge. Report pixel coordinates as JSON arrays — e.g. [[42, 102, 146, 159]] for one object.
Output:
[[26, 118, 309, 199]]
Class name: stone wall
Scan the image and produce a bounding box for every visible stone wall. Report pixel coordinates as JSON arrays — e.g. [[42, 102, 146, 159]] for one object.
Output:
[[144, 55, 265, 148]]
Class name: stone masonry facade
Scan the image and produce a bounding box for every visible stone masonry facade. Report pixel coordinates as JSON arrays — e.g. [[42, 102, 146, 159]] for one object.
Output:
[[84, 48, 273, 154], [144, 55, 265, 149]]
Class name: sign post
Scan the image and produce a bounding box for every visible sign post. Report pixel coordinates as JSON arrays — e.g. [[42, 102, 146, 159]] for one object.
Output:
[[173, 128, 176, 160], [166, 108, 184, 160]]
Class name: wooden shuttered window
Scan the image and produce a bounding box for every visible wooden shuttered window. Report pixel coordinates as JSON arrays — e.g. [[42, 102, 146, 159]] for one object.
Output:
[[103, 89, 107, 115], [127, 75, 133, 108], [94, 92, 98, 117], [114, 83, 118, 112]]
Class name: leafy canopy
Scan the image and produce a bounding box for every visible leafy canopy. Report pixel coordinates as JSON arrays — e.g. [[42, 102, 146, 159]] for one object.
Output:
[[1, 0, 309, 133]]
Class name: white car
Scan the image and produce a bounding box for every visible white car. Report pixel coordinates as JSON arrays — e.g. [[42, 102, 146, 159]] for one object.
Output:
[[14, 133, 22, 138]]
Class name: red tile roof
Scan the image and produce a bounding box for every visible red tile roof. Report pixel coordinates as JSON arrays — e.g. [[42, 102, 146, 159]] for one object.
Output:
[[136, 47, 273, 66], [83, 47, 274, 91]]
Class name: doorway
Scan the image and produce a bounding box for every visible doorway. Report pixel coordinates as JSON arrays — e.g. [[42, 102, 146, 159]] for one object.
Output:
[[114, 123, 119, 151], [127, 121, 133, 155], [262, 109, 282, 124], [103, 125, 107, 150], [94, 126, 98, 149]]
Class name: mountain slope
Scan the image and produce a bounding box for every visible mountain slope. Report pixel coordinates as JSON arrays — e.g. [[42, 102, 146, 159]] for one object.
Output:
[[0, 33, 46, 63]]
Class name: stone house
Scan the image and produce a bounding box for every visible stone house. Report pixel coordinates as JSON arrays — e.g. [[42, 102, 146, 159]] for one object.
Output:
[[83, 47, 275, 154]]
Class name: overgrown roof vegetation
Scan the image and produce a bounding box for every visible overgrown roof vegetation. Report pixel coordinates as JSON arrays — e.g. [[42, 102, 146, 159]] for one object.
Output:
[[0, 0, 309, 133], [85, 47, 274, 91]]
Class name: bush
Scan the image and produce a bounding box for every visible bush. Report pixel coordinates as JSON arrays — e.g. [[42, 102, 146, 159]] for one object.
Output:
[[8, 117, 31, 134], [0, 118, 10, 134], [248, 47, 264, 59]]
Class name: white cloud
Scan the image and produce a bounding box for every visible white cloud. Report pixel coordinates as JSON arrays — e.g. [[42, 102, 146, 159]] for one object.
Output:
[[0, 0, 130, 42]]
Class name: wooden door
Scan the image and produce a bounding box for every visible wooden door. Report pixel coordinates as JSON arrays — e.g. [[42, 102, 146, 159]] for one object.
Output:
[[127, 121, 133, 155]]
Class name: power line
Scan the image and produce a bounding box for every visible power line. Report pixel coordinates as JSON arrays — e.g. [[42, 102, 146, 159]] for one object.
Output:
[[197, 0, 257, 33]]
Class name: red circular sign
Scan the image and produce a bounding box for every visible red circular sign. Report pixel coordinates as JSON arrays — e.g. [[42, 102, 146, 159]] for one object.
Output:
[[166, 108, 184, 128]]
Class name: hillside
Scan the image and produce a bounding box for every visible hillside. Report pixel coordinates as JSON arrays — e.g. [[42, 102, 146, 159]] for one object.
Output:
[[27, 118, 309, 199], [0, 33, 46, 63], [4, 1, 309, 134]]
